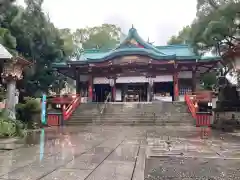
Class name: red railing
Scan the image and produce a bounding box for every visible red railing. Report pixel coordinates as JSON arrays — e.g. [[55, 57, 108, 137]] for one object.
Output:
[[185, 92, 212, 127], [62, 94, 81, 120], [184, 94, 197, 119], [48, 94, 77, 104]]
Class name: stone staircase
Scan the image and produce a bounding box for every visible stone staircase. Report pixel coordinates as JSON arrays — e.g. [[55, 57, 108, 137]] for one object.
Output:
[[65, 101, 194, 126], [65, 103, 101, 126]]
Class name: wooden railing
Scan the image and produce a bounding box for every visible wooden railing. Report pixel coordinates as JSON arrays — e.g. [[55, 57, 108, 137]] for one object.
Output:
[[190, 91, 214, 102], [185, 92, 212, 127], [62, 94, 81, 120]]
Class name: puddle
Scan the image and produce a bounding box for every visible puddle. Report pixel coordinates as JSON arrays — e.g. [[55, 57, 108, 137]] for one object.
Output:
[[0, 143, 24, 151]]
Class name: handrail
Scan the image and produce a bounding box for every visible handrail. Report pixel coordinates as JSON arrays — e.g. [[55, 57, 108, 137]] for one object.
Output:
[[62, 94, 81, 120], [185, 94, 197, 119], [186, 91, 215, 101], [100, 93, 111, 114]]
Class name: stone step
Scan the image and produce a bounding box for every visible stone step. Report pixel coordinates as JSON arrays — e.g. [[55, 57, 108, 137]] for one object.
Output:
[[67, 102, 193, 126], [66, 118, 194, 123], [65, 121, 193, 126]]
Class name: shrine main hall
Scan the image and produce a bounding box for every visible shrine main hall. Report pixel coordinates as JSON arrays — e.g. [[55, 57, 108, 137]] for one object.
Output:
[[53, 27, 220, 102]]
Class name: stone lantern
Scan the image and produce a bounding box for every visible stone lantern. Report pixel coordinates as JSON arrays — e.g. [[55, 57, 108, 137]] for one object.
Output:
[[1, 56, 31, 119]]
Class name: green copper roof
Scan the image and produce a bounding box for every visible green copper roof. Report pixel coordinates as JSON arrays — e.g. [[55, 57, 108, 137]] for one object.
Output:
[[156, 45, 196, 58], [115, 28, 168, 55], [52, 27, 221, 66], [73, 28, 203, 62]]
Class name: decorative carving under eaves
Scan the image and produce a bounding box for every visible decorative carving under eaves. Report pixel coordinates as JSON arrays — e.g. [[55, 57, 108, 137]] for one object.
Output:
[[1, 60, 24, 82]]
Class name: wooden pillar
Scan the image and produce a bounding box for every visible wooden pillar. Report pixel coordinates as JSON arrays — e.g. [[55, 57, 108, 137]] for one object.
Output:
[[111, 79, 117, 102], [147, 77, 154, 102], [173, 72, 179, 101], [109, 78, 116, 102], [75, 68, 80, 94], [88, 75, 93, 102], [192, 70, 197, 93]]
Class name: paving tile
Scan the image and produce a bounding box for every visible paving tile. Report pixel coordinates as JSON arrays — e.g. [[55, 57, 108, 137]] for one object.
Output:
[[40, 168, 91, 180], [107, 144, 138, 162], [85, 161, 135, 180]]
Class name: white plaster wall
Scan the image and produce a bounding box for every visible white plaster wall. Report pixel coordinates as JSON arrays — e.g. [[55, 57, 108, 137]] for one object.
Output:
[[80, 75, 89, 82], [153, 75, 173, 82], [93, 75, 174, 84], [179, 71, 192, 79], [116, 76, 148, 83], [93, 77, 109, 84]]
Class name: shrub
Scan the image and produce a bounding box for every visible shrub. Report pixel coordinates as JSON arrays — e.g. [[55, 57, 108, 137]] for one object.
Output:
[[0, 111, 26, 138], [16, 97, 41, 129], [0, 86, 6, 102]]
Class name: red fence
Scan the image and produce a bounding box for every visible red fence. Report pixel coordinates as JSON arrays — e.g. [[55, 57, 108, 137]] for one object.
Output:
[[185, 92, 212, 127], [47, 114, 60, 126]]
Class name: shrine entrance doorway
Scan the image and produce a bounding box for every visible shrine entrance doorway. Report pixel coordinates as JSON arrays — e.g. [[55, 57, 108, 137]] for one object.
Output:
[[124, 83, 148, 102], [94, 84, 111, 102]]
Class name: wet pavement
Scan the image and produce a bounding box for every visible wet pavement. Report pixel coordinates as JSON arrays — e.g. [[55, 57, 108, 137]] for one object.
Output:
[[0, 125, 239, 180]]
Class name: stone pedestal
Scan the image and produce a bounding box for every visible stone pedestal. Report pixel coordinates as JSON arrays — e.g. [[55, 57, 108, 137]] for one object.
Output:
[[5, 80, 16, 119]]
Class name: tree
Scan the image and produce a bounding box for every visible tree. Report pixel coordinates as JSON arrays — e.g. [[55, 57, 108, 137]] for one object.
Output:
[[169, 1, 240, 55], [192, 1, 240, 55], [167, 26, 192, 45], [59, 28, 76, 57], [0, 0, 73, 96], [0, 28, 17, 54], [73, 24, 121, 49]]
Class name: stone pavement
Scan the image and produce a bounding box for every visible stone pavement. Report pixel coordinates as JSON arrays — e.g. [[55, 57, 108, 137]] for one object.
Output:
[[0, 125, 239, 180]]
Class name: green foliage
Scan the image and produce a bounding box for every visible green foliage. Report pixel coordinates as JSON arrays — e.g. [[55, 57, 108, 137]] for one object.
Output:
[[192, 1, 240, 54], [201, 72, 217, 90], [0, 86, 6, 102], [0, 1, 122, 96], [16, 97, 41, 129], [0, 110, 26, 138], [73, 24, 121, 49], [168, 1, 240, 55], [168, 26, 192, 45], [0, 0, 70, 96]]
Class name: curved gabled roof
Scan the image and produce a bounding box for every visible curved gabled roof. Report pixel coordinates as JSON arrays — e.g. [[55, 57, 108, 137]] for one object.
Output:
[[57, 27, 221, 64], [114, 28, 170, 56], [86, 48, 175, 62]]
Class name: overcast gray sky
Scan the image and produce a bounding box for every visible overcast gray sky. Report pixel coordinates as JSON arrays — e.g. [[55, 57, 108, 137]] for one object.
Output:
[[17, 0, 197, 45]]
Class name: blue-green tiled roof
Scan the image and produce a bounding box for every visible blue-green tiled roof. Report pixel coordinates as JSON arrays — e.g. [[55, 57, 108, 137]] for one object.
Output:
[[53, 27, 220, 65], [155, 45, 196, 57]]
